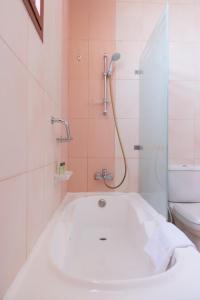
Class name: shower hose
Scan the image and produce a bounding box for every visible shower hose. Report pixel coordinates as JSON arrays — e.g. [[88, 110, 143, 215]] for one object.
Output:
[[103, 77, 127, 189]]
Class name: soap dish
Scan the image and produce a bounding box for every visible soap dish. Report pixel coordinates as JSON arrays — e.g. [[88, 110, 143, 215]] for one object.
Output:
[[54, 171, 73, 182]]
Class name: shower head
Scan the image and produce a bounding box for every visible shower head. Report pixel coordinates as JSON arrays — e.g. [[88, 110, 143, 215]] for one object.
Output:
[[107, 52, 121, 76], [111, 52, 121, 62]]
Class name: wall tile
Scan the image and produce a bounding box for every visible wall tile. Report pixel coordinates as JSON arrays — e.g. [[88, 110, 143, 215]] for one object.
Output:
[[27, 79, 45, 171], [44, 0, 63, 102], [142, 3, 164, 41], [88, 119, 115, 158], [27, 19, 44, 86], [44, 163, 61, 221], [0, 39, 28, 180], [169, 81, 199, 120], [169, 120, 195, 161], [68, 119, 88, 158], [116, 2, 163, 42], [89, 0, 116, 41], [194, 120, 200, 158], [195, 157, 200, 167], [115, 80, 139, 119], [27, 168, 45, 253], [68, 158, 87, 192], [170, 43, 199, 81], [69, 80, 88, 118], [118, 0, 164, 2], [115, 119, 139, 159], [0, 175, 26, 298], [0, 0, 28, 65], [170, 4, 199, 43], [169, 0, 196, 3], [116, 2, 143, 41], [69, 40, 89, 80], [69, 0, 89, 39], [44, 95, 61, 165], [195, 91, 200, 120]]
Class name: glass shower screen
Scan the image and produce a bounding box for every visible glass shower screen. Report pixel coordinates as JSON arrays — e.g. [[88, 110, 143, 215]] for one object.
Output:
[[139, 7, 169, 217]]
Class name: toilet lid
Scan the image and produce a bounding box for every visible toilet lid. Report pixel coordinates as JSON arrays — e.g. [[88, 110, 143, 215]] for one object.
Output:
[[172, 203, 200, 225]]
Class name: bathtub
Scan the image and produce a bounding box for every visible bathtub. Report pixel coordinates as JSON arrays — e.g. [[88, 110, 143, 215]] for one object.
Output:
[[49, 193, 200, 295], [50, 193, 157, 287], [4, 193, 200, 300]]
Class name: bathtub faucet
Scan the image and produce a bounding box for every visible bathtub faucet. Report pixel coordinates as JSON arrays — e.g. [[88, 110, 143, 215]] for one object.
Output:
[[94, 169, 113, 181]]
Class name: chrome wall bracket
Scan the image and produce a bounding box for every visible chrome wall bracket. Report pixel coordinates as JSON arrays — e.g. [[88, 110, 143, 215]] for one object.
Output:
[[134, 145, 143, 151], [135, 69, 143, 75], [103, 54, 109, 115], [51, 116, 73, 143]]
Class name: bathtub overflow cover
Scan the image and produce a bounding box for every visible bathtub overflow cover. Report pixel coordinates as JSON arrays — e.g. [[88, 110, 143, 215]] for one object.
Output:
[[98, 199, 106, 208]]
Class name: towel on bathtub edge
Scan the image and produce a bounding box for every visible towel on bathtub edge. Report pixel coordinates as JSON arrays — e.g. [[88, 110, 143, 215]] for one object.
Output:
[[144, 221, 195, 273]]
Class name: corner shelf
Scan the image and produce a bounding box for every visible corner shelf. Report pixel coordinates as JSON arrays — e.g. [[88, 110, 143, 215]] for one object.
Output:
[[54, 171, 73, 182]]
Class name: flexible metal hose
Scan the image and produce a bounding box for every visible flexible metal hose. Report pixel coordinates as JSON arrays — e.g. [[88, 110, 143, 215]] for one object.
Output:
[[103, 77, 127, 189]]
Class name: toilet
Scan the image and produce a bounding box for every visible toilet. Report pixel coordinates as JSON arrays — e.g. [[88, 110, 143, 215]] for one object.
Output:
[[169, 165, 200, 251]]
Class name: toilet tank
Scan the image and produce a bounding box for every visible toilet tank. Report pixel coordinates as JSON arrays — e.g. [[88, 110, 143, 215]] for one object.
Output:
[[168, 165, 200, 203]]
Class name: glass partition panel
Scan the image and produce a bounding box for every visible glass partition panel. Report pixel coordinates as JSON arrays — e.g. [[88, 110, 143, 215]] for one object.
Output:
[[139, 7, 169, 217]]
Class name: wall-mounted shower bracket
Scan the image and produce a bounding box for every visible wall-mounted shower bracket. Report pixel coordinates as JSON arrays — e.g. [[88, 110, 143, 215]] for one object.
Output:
[[51, 116, 73, 143], [135, 69, 143, 75], [94, 169, 113, 181], [134, 145, 143, 151], [103, 54, 109, 115], [102, 53, 121, 115]]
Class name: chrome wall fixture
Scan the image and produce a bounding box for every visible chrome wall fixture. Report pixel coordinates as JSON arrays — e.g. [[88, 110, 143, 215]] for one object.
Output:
[[51, 116, 73, 143], [94, 169, 113, 181], [103, 53, 121, 115], [103, 54, 109, 115]]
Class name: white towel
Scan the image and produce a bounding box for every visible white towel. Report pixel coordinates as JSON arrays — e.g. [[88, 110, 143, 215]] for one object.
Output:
[[144, 222, 195, 273]]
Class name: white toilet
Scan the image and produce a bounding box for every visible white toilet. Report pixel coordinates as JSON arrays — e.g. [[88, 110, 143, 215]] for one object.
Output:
[[169, 165, 200, 251]]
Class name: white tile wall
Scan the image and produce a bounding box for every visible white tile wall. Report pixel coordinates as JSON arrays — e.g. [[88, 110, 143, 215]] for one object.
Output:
[[116, 0, 200, 170], [0, 0, 69, 297], [27, 168, 45, 253], [0, 0, 29, 65], [0, 38, 28, 180], [0, 175, 27, 299], [169, 2, 200, 166], [115, 80, 139, 119]]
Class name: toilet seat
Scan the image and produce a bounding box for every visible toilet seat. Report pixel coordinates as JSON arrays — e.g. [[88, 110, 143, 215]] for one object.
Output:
[[171, 203, 200, 231]]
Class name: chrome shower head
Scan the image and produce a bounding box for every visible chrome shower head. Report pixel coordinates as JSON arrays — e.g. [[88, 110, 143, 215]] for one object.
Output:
[[111, 52, 121, 62], [107, 52, 121, 76]]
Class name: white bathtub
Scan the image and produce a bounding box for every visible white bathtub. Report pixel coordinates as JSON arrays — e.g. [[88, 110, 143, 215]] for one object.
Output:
[[49, 193, 200, 294], [50, 193, 157, 287], [4, 193, 200, 300]]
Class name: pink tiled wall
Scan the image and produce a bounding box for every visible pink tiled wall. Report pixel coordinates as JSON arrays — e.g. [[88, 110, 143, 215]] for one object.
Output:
[[68, 0, 164, 192], [0, 0, 69, 297], [68, 0, 200, 192], [68, 0, 116, 192]]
